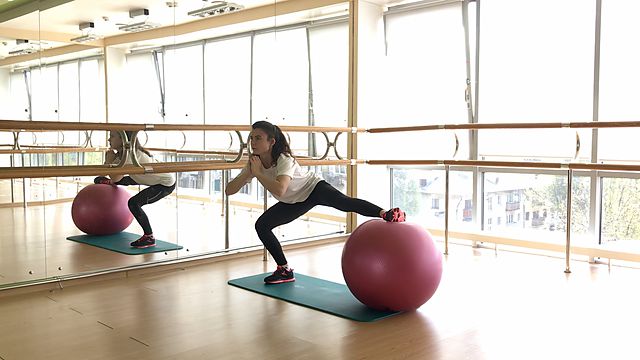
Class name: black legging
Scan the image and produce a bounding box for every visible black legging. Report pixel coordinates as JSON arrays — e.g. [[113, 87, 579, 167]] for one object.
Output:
[[255, 180, 383, 266], [116, 176, 176, 235]]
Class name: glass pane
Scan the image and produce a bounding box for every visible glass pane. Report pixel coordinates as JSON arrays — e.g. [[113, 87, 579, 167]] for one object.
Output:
[[599, 0, 640, 162], [252, 29, 308, 122], [308, 22, 349, 158], [392, 169, 473, 231], [601, 178, 640, 252], [483, 172, 590, 244], [58, 61, 80, 122], [7, 71, 31, 120], [308, 22, 348, 127], [478, 0, 595, 159], [79, 58, 106, 123], [383, 3, 468, 126], [58, 61, 82, 147], [204, 37, 251, 124], [362, 3, 469, 160], [120, 53, 164, 123], [165, 44, 204, 149], [31, 64, 58, 121], [203, 37, 251, 157]]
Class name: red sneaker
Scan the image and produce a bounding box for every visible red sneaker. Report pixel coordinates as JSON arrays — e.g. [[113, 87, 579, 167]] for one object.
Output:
[[264, 266, 295, 284], [382, 208, 406, 222], [94, 176, 115, 186], [130, 234, 156, 248]]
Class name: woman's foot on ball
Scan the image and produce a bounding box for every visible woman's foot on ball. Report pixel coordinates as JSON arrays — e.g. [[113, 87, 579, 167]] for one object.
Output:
[[382, 208, 406, 222]]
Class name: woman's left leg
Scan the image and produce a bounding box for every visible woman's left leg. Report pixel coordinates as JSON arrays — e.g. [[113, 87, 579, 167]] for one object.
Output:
[[255, 201, 317, 266], [256, 200, 318, 284]]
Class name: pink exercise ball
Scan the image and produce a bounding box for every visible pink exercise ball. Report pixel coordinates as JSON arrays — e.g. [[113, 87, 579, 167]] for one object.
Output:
[[341, 219, 443, 312], [71, 184, 134, 235]]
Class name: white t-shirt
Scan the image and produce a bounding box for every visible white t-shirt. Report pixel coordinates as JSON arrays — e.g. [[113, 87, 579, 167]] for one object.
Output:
[[242, 154, 322, 204], [114, 149, 176, 187]]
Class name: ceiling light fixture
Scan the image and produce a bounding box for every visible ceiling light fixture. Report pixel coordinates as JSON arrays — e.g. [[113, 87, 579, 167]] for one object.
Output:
[[8, 48, 36, 56], [118, 9, 160, 32], [8, 39, 37, 56], [70, 22, 103, 43], [70, 34, 102, 43], [188, 1, 243, 17]]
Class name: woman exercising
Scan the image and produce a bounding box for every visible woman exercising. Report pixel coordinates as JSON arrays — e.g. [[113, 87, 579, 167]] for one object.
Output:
[[225, 121, 405, 284]]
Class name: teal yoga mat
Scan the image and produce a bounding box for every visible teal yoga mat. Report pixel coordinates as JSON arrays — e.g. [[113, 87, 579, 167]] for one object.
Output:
[[66, 232, 183, 255], [228, 273, 401, 322]]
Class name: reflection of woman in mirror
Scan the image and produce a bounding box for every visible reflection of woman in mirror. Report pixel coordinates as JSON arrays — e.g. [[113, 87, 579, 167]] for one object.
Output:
[[94, 131, 176, 248], [225, 121, 406, 284]]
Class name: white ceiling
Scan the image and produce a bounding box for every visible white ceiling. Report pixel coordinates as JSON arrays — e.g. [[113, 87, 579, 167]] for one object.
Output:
[[0, 0, 351, 61], [6, 0, 277, 33]]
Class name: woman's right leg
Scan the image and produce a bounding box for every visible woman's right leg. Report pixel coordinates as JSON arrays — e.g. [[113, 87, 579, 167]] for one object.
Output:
[[311, 181, 382, 217], [255, 201, 316, 266], [310, 181, 406, 222]]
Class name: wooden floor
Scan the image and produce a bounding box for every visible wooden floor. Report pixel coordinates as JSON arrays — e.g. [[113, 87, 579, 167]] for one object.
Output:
[[1, 241, 639, 360]]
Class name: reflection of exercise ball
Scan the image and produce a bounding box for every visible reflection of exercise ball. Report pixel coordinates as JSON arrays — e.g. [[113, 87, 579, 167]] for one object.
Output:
[[341, 220, 443, 312], [71, 184, 133, 235]]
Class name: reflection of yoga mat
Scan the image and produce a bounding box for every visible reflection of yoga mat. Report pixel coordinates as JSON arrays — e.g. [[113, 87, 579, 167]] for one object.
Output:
[[66, 232, 183, 255], [228, 273, 401, 322]]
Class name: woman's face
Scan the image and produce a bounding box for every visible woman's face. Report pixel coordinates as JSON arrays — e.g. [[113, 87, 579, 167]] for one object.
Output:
[[249, 128, 274, 156], [108, 131, 123, 151]]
